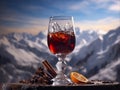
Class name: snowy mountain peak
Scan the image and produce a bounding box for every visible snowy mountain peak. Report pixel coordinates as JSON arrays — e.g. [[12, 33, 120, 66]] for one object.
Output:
[[5, 32, 33, 41]]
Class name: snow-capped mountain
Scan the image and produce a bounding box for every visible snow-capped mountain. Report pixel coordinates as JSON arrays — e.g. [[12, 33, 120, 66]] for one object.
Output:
[[0, 31, 57, 83], [0, 27, 120, 84], [73, 27, 101, 54], [70, 27, 120, 82]]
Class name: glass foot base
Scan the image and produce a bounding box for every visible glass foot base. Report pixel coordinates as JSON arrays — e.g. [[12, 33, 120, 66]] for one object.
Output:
[[52, 74, 72, 86]]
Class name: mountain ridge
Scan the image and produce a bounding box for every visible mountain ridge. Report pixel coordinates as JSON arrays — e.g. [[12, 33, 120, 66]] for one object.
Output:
[[0, 27, 120, 83]]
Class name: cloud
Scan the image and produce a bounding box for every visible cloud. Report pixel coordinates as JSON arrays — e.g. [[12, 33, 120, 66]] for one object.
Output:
[[0, 15, 49, 35], [108, 0, 120, 11], [68, 0, 120, 13], [91, 0, 120, 12], [0, 0, 119, 35], [0, 23, 48, 35], [0, 1, 50, 35], [69, 1, 89, 10], [75, 17, 120, 34]]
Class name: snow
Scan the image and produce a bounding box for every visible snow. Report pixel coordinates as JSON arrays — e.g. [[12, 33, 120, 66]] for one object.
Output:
[[90, 59, 120, 81], [6, 45, 40, 66], [0, 36, 10, 46]]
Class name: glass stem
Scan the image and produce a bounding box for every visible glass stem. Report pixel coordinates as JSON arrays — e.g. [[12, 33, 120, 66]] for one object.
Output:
[[52, 54, 71, 86], [56, 54, 66, 75]]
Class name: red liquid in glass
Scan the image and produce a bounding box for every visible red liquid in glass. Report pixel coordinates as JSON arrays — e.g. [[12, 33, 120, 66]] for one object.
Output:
[[48, 31, 75, 55]]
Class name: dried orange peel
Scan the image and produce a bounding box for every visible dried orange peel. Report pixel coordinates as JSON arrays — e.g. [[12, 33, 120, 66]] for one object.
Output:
[[70, 72, 89, 84]]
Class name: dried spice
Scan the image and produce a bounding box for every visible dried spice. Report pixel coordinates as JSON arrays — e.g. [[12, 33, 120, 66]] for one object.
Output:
[[19, 60, 57, 85]]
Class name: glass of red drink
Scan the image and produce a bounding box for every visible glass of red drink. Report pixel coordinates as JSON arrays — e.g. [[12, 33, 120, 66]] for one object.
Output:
[[47, 16, 76, 85]]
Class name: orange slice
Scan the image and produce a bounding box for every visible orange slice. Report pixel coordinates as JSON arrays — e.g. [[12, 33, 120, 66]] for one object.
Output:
[[70, 72, 89, 84]]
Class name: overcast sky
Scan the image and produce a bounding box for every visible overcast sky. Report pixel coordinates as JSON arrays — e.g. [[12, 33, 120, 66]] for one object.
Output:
[[0, 0, 120, 35]]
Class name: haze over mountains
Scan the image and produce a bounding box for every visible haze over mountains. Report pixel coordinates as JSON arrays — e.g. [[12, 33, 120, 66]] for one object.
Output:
[[0, 27, 120, 83]]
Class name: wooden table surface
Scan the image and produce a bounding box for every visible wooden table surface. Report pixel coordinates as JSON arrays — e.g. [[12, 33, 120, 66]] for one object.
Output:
[[2, 82, 120, 90]]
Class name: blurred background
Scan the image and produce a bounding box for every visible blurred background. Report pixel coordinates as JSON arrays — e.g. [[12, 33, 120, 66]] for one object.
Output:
[[0, 0, 120, 84]]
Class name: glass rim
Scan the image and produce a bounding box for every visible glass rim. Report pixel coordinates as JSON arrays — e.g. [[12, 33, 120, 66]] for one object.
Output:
[[50, 16, 74, 20]]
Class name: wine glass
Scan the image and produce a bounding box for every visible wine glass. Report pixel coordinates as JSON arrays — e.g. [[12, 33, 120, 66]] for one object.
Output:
[[47, 16, 76, 85]]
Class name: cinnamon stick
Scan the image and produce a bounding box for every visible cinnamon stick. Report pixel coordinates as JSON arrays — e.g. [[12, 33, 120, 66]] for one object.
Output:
[[42, 60, 57, 78]]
